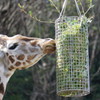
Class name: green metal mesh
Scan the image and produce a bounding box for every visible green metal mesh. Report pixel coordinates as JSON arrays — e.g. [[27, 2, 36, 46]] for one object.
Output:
[[55, 16, 90, 97]]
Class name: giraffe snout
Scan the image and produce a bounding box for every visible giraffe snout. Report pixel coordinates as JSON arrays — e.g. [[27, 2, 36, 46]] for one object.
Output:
[[43, 38, 56, 54]]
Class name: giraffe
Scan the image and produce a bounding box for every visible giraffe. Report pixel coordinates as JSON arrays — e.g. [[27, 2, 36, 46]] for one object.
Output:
[[0, 34, 56, 100]]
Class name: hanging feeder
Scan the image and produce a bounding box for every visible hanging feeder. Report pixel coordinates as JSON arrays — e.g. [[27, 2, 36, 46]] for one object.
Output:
[[55, 0, 90, 97]]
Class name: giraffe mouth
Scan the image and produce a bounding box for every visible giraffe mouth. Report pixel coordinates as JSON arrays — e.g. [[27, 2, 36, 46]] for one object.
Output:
[[43, 40, 56, 54]]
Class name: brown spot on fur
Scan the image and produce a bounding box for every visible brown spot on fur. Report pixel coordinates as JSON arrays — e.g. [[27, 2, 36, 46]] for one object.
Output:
[[8, 66, 14, 70], [5, 73, 11, 77], [5, 74, 11, 77], [37, 44, 41, 48], [15, 62, 21, 66], [0, 83, 4, 94], [17, 55, 25, 60], [20, 38, 34, 41], [9, 56, 15, 63], [37, 44, 42, 50], [26, 60, 30, 63], [27, 55, 37, 60], [23, 62, 26, 65], [30, 41, 37, 46]]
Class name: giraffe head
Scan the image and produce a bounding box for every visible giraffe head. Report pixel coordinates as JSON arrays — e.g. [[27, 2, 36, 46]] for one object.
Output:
[[0, 34, 56, 71]]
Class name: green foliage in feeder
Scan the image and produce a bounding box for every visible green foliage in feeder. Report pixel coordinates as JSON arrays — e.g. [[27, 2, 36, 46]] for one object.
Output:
[[55, 16, 90, 97]]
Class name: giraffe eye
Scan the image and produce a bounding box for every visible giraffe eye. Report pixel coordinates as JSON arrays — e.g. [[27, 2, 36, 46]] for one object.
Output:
[[9, 43, 18, 50]]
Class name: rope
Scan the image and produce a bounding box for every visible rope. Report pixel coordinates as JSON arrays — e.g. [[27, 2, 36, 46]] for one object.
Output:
[[59, 0, 81, 18], [59, 0, 68, 18], [74, 0, 81, 17]]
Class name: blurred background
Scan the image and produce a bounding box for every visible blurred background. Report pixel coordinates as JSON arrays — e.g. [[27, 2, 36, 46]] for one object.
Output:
[[0, 0, 100, 100]]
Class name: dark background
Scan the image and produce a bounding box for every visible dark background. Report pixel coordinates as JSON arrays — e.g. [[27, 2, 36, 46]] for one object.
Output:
[[0, 0, 100, 100]]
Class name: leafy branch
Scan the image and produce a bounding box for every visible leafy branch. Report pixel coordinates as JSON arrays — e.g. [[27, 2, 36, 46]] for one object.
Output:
[[18, 0, 60, 24], [48, 0, 60, 13]]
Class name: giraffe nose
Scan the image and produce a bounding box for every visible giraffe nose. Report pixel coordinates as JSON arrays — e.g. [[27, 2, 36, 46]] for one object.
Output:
[[43, 38, 56, 54]]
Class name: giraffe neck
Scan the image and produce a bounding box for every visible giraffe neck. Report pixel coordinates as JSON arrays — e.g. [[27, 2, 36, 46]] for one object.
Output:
[[0, 61, 15, 100]]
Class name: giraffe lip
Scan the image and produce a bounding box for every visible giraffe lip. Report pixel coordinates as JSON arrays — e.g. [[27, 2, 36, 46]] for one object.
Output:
[[42, 39, 56, 54], [44, 44, 56, 54]]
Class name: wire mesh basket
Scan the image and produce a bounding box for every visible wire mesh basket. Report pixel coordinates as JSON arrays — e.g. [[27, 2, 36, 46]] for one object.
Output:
[[55, 16, 90, 97]]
